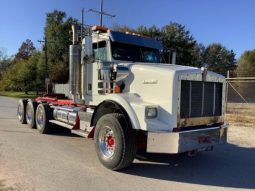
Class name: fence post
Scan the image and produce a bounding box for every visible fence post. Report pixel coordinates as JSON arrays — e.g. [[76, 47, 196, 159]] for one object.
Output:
[[225, 71, 229, 115]]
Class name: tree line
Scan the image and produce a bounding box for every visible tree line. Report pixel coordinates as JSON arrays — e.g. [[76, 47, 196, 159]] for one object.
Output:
[[0, 10, 254, 93]]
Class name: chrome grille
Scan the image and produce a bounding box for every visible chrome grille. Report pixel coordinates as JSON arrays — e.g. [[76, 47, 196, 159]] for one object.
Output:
[[180, 80, 222, 118]]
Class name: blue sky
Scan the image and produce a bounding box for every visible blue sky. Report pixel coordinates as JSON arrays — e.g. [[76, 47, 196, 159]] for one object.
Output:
[[0, 0, 254, 59]]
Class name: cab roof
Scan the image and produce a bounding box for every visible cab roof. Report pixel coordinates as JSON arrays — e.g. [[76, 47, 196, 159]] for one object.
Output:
[[108, 31, 163, 50]]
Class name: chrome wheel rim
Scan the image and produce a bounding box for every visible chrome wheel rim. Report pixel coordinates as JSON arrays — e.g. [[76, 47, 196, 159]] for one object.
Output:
[[26, 104, 33, 124], [36, 106, 44, 130], [98, 126, 116, 159], [17, 104, 23, 121]]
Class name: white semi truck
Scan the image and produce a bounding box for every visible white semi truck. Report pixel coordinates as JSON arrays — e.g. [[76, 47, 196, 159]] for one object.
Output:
[[17, 25, 228, 170]]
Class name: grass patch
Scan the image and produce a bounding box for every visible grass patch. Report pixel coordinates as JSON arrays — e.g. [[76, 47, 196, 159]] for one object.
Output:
[[226, 103, 255, 127], [0, 91, 40, 99]]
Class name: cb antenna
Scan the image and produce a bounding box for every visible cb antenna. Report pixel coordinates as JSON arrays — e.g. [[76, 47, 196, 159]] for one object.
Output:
[[88, 0, 116, 26]]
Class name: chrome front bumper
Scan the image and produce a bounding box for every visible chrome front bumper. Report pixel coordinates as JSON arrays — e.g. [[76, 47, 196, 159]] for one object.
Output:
[[147, 124, 228, 154]]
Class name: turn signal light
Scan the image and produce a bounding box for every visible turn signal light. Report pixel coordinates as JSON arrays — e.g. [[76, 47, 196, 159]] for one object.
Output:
[[91, 25, 108, 32], [114, 85, 121, 93]]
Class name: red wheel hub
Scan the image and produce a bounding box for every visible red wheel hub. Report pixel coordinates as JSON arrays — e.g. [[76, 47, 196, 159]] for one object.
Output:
[[107, 136, 115, 147]]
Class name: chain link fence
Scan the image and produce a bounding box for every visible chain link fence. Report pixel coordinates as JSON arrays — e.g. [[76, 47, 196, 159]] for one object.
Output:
[[225, 71, 255, 127]]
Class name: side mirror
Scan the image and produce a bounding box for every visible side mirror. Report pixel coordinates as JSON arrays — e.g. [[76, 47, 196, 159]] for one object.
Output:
[[84, 36, 93, 57], [160, 49, 177, 64], [82, 36, 93, 64]]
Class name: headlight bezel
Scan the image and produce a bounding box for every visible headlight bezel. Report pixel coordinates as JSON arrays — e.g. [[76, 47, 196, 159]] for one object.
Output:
[[145, 106, 158, 119]]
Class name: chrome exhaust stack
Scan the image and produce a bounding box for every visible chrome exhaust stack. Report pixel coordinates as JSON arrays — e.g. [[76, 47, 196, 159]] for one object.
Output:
[[72, 25, 79, 45], [69, 24, 82, 104]]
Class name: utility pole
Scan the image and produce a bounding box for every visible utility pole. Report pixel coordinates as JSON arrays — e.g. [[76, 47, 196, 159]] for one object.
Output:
[[38, 37, 49, 78], [81, 8, 84, 40], [38, 37, 54, 93], [100, 0, 103, 26], [88, 0, 115, 26]]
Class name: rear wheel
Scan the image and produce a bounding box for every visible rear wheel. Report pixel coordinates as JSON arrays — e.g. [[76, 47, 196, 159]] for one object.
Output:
[[26, 100, 38, 129], [17, 99, 27, 124], [35, 103, 53, 134], [94, 113, 137, 170]]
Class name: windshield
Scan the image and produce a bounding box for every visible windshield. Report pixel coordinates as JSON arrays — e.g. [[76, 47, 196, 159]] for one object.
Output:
[[111, 41, 160, 63]]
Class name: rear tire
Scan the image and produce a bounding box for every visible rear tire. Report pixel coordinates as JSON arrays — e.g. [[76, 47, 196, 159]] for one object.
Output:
[[17, 99, 27, 124], [26, 100, 38, 129], [35, 103, 53, 134], [94, 113, 137, 170]]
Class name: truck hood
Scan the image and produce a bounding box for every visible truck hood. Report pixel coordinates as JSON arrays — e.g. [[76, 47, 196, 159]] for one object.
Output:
[[117, 62, 225, 80], [116, 62, 226, 131]]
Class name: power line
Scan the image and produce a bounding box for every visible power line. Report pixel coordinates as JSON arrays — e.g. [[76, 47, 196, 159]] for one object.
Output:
[[88, 0, 115, 26]]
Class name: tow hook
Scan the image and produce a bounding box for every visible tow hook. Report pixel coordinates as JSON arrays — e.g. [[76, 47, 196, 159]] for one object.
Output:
[[205, 146, 214, 151], [188, 150, 198, 157]]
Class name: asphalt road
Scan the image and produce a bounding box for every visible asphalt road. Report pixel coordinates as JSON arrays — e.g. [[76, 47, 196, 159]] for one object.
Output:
[[0, 96, 255, 191]]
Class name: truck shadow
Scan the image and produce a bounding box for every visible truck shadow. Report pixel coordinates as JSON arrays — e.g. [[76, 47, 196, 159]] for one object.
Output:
[[49, 125, 79, 137], [124, 143, 255, 189]]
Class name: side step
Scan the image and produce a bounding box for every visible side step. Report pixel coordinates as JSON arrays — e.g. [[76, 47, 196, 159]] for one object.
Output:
[[71, 129, 89, 138], [49, 120, 73, 129], [50, 119, 94, 138]]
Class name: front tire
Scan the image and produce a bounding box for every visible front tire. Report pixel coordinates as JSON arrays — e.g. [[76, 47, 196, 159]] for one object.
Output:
[[35, 103, 52, 134], [94, 113, 137, 170], [17, 99, 27, 124]]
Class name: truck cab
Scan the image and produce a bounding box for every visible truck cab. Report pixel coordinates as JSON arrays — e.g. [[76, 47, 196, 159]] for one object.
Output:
[[18, 25, 228, 170]]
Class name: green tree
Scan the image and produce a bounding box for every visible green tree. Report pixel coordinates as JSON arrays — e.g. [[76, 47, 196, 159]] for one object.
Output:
[[236, 50, 255, 77], [160, 22, 198, 66], [36, 53, 48, 91], [19, 52, 40, 93], [112, 24, 135, 33], [15, 39, 35, 60], [203, 43, 236, 75], [43, 10, 78, 83], [137, 25, 161, 40], [0, 48, 12, 80], [0, 40, 39, 92], [0, 52, 41, 93], [0, 64, 17, 91], [192, 43, 205, 68]]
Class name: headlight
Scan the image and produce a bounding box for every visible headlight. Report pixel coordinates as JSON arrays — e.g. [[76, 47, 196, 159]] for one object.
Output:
[[145, 107, 158, 119]]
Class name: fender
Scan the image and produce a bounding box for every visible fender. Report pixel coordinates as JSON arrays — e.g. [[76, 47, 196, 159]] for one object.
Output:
[[93, 93, 143, 130]]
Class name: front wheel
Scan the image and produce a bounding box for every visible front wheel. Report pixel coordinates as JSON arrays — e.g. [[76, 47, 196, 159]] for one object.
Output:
[[94, 113, 137, 170]]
